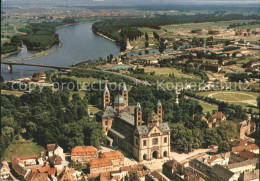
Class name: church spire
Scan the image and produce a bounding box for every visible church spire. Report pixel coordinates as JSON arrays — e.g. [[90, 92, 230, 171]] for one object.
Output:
[[103, 83, 110, 109], [135, 102, 142, 127], [157, 100, 163, 124], [121, 83, 128, 107]]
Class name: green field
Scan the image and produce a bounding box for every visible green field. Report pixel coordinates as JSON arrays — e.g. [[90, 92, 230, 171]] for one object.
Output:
[[88, 104, 101, 114], [162, 20, 258, 30], [197, 91, 258, 111], [2, 135, 45, 162], [1, 90, 24, 97], [60, 75, 102, 83], [199, 102, 218, 113], [144, 67, 199, 80]]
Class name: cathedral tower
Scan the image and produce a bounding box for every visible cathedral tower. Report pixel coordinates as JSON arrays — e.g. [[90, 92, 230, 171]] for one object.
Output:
[[135, 102, 142, 126], [103, 83, 110, 109], [122, 83, 128, 107], [157, 101, 163, 124]]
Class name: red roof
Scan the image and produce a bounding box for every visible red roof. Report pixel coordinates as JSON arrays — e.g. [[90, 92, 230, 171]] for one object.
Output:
[[89, 158, 112, 168], [100, 150, 124, 160], [71, 146, 98, 156], [232, 144, 259, 152], [209, 156, 220, 164]]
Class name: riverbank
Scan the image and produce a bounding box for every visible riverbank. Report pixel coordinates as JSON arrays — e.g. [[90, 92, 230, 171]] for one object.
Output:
[[95, 32, 116, 42], [1, 21, 87, 62]]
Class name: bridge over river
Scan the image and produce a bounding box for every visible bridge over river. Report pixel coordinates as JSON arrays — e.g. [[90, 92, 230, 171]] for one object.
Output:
[[1, 61, 150, 86]]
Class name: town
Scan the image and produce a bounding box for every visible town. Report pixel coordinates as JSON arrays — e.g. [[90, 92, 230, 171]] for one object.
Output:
[[1, 1, 260, 181]]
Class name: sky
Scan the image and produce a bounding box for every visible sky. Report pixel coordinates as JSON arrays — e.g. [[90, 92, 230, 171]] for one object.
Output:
[[2, 0, 259, 6]]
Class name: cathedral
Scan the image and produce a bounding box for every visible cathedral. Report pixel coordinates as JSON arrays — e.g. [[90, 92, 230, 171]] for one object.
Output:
[[97, 83, 171, 161]]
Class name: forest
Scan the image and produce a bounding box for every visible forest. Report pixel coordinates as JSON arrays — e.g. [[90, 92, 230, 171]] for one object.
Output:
[[1, 81, 244, 155], [0, 87, 105, 158], [2, 19, 77, 54], [92, 13, 259, 51]]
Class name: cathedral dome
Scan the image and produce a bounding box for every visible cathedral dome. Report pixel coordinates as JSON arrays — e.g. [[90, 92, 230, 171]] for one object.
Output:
[[114, 94, 125, 105]]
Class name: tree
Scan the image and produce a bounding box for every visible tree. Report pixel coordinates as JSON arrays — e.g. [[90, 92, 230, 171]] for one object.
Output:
[[128, 171, 140, 181], [145, 32, 149, 41], [159, 41, 165, 53], [145, 41, 149, 48], [218, 141, 230, 153], [257, 96, 260, 110]]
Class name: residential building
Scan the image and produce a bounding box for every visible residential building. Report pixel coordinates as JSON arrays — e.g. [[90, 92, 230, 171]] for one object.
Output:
[[210, 164, 239, 181], [162, 159, 184, 180], [0, 162, 10, 180], [239, 169, 259, 181], [227, 158, 258, 175], [231, 144, 259, 154], [47, 144, 65, 160], [88, 158, 113, 174], [100, 150, 124, 168], [189, 159, 211, 180], [207, 112, 226, 128], [146, 171, 171, 181], [71, 146, 98, 163]]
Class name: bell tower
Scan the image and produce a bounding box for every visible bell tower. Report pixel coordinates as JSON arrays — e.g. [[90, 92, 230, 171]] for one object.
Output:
[[122, 83, 128, 107], [103, 83, 110, 109], [157, 101, 163, 124], [135, 102, 142, 126]]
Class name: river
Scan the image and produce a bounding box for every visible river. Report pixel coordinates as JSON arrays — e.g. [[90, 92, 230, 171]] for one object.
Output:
[[1, 22, 180, 81], [1, 23, 121, 81]]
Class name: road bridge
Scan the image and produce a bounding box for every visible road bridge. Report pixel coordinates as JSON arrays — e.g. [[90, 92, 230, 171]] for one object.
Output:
[[1, 61, 150, 86]]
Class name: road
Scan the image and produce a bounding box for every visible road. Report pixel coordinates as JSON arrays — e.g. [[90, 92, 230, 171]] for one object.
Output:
[[2, 61, 151, 86]]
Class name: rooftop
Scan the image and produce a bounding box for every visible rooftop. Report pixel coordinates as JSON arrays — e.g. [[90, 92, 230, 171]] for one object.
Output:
[[100, 150, 124, 160], [89, 158, 112, 168], [211, 164, 235, 180], [71, 146, 98, 156], [227, 158, 258, 169]]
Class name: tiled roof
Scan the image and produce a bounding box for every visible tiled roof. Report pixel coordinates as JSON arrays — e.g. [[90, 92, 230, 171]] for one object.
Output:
[[47, 144, 57, 152], [120, 165, 144, 172], [211, 165, 235, 180], [238, 150, 255, 160], [71, 146, 98, 156], [158, 123, 170, 132], [109, 128, 125, 139], [102, 106, 116, 118], [11, 159, 27, 176], [25, 171, 49, 181], [227, 158, 258, 169], [49, 155, 62, 165], [209, 156, 220, 164], [136, 125, 149, 135], [118, 112, 135, 126], [38, 165, 56, 175], [232, 144, 259, 152], [163, 160, 179, 170], [89, 158, 112, 168], [212, 112, 225, 119], [100, 150, 124, 160]]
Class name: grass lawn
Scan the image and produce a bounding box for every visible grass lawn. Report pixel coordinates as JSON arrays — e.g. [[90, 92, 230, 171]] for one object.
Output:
[[197, 91, 259, 98], [162, 20, 258, 30], [2, 135, 45, 162], [1, 90, 24, 97], [144, 67, 199, 79], [88, 104, 101, 114], [199, 102, 218, 113], [60, 75, 101, 83], [197, 91, 258, 111]]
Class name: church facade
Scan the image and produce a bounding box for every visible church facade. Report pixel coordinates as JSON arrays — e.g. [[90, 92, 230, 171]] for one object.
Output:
[[97, 84, 171, 161]]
